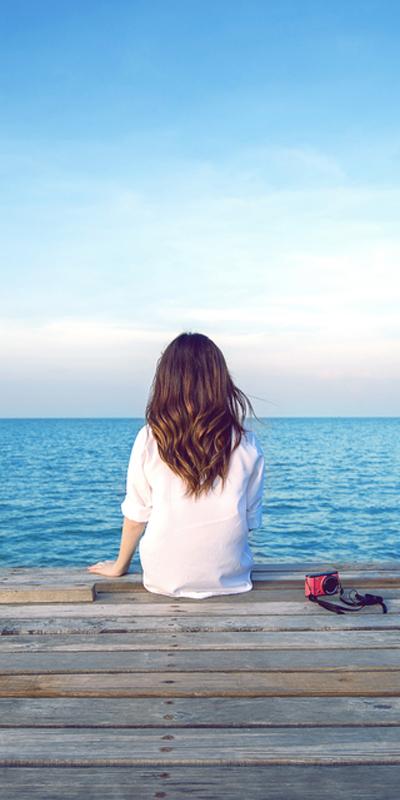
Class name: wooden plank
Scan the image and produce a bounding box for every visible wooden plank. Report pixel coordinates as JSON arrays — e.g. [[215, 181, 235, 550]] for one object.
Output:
[[92, 587, 400, 604], [0, 587, 95, 604], [2, 629, 400, 652], [251, 561, 400, 573], [0, 577, 386, 605], [1, 726, 400, 765], [91, 586, 397, 604], [2, 648, 400, 674], [0, 599, 396, 618], [1, 765, 400, 800], [0, 574, 398, 604], [1, 564, 399, 589], [2, 613, 399, 635], [252, 577, 400, 591], [94, 573, 400, 593], [1, 670, 400, 697], [1, 696, 400, 728], [2, 563, 399, 586], [0, 584, 397, 608]]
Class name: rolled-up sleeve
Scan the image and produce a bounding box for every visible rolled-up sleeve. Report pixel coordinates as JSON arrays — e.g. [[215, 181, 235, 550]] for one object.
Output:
[[246, 439, 265, 531], [120, 426, 153, 522]]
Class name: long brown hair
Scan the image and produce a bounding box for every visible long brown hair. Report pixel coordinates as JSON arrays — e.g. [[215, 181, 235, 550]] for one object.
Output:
[[145, 332, 256, 498]]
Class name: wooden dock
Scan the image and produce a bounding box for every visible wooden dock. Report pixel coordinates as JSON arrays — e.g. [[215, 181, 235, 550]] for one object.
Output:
[[1, 562, 400, 798]]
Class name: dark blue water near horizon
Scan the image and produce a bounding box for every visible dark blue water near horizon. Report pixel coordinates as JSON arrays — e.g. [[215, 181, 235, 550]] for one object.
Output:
[[0, 417, 399, 567]]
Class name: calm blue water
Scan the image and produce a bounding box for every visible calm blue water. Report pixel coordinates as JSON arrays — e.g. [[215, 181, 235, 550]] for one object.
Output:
[[0, 418, 399, 567]]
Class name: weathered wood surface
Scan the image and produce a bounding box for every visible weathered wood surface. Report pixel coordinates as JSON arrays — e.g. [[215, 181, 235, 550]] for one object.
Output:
[[2, 726, 400, 766], [2, 629, 400, 651], [2, 647, 400, 673], [1, 563, 399, 796], [1, 561, 399, 603], [91, 586, 400, 604], [2, 612, 398, 636], [2, 765, 400, 800], [1, 695, 400, 727], [2, 670, 400, 698], [34, 585, 396, 604], [0, 586, 95, 604], [0, 599, 396, 618]]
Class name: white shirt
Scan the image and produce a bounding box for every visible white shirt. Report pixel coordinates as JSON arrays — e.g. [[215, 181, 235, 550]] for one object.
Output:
[[121, 424, 265, 599]]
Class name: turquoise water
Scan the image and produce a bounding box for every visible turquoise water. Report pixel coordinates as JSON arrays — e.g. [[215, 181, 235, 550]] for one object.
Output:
[[0, 417, 399, 567]]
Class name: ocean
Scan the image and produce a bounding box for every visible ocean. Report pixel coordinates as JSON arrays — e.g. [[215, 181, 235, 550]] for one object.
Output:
[[0, 417, 399, 567]]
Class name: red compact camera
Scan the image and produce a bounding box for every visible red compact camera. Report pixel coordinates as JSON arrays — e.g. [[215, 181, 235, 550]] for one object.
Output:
[[305, 570, 340, 597]]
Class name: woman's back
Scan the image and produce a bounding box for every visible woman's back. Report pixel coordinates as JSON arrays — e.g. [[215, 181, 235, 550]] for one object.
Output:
[[121, 424, 265, 598], [88, 331, 266, 593]]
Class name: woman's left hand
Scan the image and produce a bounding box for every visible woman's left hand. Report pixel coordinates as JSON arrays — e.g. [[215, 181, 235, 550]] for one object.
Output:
[[87, 560, 127, 577]]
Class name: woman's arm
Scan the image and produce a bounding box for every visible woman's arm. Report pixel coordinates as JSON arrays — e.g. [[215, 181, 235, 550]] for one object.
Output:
[[87, 517, 146, 577], [246, 440, 265, 532]]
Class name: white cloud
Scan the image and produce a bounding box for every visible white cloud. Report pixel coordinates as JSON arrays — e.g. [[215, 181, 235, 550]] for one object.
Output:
[[1, 143, 400, 414], [1, 316, 398, 416]]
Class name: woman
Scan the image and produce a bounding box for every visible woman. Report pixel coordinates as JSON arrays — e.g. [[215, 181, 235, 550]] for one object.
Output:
[[88, 332, 265, 598]]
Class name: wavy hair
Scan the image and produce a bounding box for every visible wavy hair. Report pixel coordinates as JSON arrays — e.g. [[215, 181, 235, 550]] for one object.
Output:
[[145, 332, 256, 498]]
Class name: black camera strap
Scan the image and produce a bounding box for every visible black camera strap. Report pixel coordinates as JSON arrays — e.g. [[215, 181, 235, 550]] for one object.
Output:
[[308, 586, 387, 614]]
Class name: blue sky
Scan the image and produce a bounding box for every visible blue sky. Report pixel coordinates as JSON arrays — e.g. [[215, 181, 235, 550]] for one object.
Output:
[[1, 0, 400, 416]]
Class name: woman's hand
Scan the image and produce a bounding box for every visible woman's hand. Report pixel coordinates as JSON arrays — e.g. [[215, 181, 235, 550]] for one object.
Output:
[[87, 519, 145, 579], [87, 560, 127, 577]]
